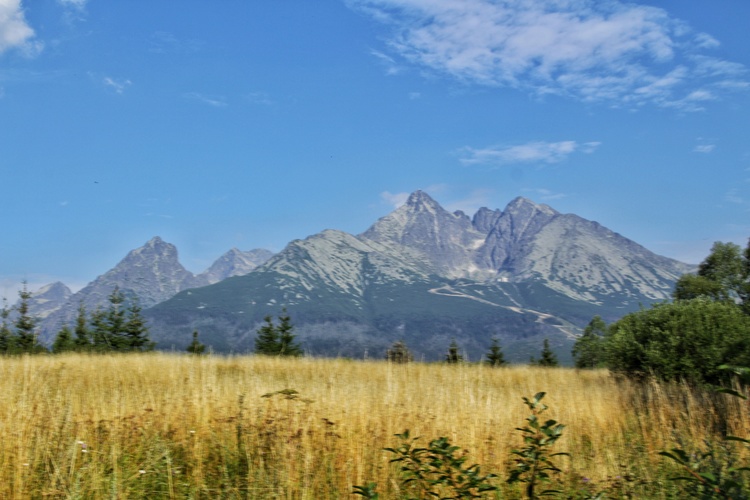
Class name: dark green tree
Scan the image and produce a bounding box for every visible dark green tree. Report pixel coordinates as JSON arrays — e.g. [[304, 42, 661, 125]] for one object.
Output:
[[255, 315, 280, 355], [276, 309, 302, 356], [484, 337, 507, 367], [13, 283, 46, 354], [572, 315, 607, 369], [386, 340, 413, 363], [186, 330, 206, 355], [254, 309, 302, 356], [122, 300, 154, 351], [536, 338, 559, 367], [90, 307, 112, 352], [445, 339, 463, 363], [605, 298, 750, 385], [52, 325, 76, 353], [0, 298, 12, 354], [104, 287, 127, 350], [73, 302, 92, 351]]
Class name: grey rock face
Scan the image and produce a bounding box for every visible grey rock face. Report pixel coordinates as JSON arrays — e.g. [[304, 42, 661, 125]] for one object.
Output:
[[197, 248, 274, 285], [38, 237, 199, 340]]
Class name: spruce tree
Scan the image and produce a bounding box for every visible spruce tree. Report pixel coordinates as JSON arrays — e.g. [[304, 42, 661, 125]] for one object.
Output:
[[123, 300, 154, 351], [276, 309, 302, 357], [485, 337, 507, 367], [386, 340, 413, 363], [445, 339, 463, 363], [255, 315, 281, 355], [186, 330, 206, 355], [73, 302, 92, 351], [0, 298, 12, 354], [536, 338, 559, 367], [13, 283, 45, 354], [105, 287, 127, 350], [52, 325, 75, 353], [90, 308, 112, 352]]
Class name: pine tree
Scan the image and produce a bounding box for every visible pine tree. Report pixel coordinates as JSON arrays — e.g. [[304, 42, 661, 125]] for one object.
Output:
[[255, 309, 302, 356], [276, 309, 302, 356], [105, 287, 127, 350], [123, 300, 154, 351], [186, 330, 206, 355], [0, 298, 12, 354], [52, 325, 75, 353], [536, 338, 559, 367], [445, 339, 463, 363], [13, 282, 45, 354], [255, 315, 281, 355], [485, 337, 507, 367], [90, 308, 112, 352], [73, 302, 92, 351], [386, 340, 413, 363]]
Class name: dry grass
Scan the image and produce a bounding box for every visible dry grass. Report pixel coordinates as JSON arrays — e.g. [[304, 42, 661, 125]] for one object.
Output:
[[0, 353, 747, 498]]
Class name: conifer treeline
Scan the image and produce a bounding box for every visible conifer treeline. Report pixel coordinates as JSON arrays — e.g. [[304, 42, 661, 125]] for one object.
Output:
[[0, 284, 154, 355]]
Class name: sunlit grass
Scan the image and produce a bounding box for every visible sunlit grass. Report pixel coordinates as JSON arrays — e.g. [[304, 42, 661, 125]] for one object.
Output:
[[0, 353, 746, 498]]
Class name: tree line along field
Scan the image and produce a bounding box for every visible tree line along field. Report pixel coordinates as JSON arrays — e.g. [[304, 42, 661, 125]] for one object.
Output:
[[2, 353, 748, 499]]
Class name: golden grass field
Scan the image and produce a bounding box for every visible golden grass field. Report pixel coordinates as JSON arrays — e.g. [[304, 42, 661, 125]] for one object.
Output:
[[1, 353, 748, 499]]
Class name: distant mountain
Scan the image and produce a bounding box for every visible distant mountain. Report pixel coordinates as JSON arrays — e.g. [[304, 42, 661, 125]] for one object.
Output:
[[145, 191, 693, 362], [196, 248, 274, 285], [13, 281, 73, 322], [35, 238, 273, 341]]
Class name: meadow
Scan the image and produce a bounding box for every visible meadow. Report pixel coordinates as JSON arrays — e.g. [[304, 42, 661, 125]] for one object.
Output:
[[1, 353, 747, 499]]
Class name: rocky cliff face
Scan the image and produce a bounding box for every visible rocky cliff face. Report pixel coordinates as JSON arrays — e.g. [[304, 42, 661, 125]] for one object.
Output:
[[36, 238, 274, 341], [145, 191, 694, 361], [361, 191, 692, 303], [196, 248, 274, 285]]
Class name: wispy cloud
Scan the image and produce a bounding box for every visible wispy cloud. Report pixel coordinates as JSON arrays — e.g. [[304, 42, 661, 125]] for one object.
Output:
[[693, 137, 716, 154], [459, 140, 600, 167], [57, 0, 88, 10], [103, 76, 132, 94], [380, 183, 449, 208], [183, 92, 227, 107], [0, 0, 43, 56], [245, 91, 273, 106], [149, 31, 203, 54], [349, 0, 748, 110], [522, 188, 568, 202], [381, 190, 410, 208]]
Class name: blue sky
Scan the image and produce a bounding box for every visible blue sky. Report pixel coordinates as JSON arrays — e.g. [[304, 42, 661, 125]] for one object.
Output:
[[1, 0, 749, 299]]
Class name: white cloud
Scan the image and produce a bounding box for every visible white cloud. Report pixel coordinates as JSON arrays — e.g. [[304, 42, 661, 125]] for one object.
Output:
[[459, 140, 600, 167], [245, 91, 273, 106], [381, 190, 410, 208], [522, 188, 568, 201], [725, 188, 744, 205], [694, 144, 715, 154], [103, 76, 132, 94], [183, 92, 227, 107], [350, 0, 748, 110], [444, 188, 494, 214], [57, 0, 88, 9], [0, 0, 42, 56]]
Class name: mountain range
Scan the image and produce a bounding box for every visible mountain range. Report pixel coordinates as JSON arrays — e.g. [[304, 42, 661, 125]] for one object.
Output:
[[25, 191, 693, 363]]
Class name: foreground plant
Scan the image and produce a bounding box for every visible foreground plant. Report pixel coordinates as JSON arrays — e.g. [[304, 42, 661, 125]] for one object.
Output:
[[507, 392, 569, 498], [659, 365, 750, 499], [354, 429, 498, 499]]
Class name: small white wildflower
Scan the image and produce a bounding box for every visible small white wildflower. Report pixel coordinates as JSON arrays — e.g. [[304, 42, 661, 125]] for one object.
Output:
[[139, 470, 146, 474], [189, 430, 196, 434]]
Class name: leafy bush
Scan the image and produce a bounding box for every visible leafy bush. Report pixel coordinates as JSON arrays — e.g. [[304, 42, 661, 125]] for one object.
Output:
[[605, 299, 750, 385]]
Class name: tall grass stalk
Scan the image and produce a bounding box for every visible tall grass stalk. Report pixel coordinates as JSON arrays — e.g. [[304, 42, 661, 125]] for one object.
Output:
[[0, 353, 746, 498]]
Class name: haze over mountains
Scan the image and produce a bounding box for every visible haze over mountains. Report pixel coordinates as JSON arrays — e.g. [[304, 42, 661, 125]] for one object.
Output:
[[25, 192, 693, 362]]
